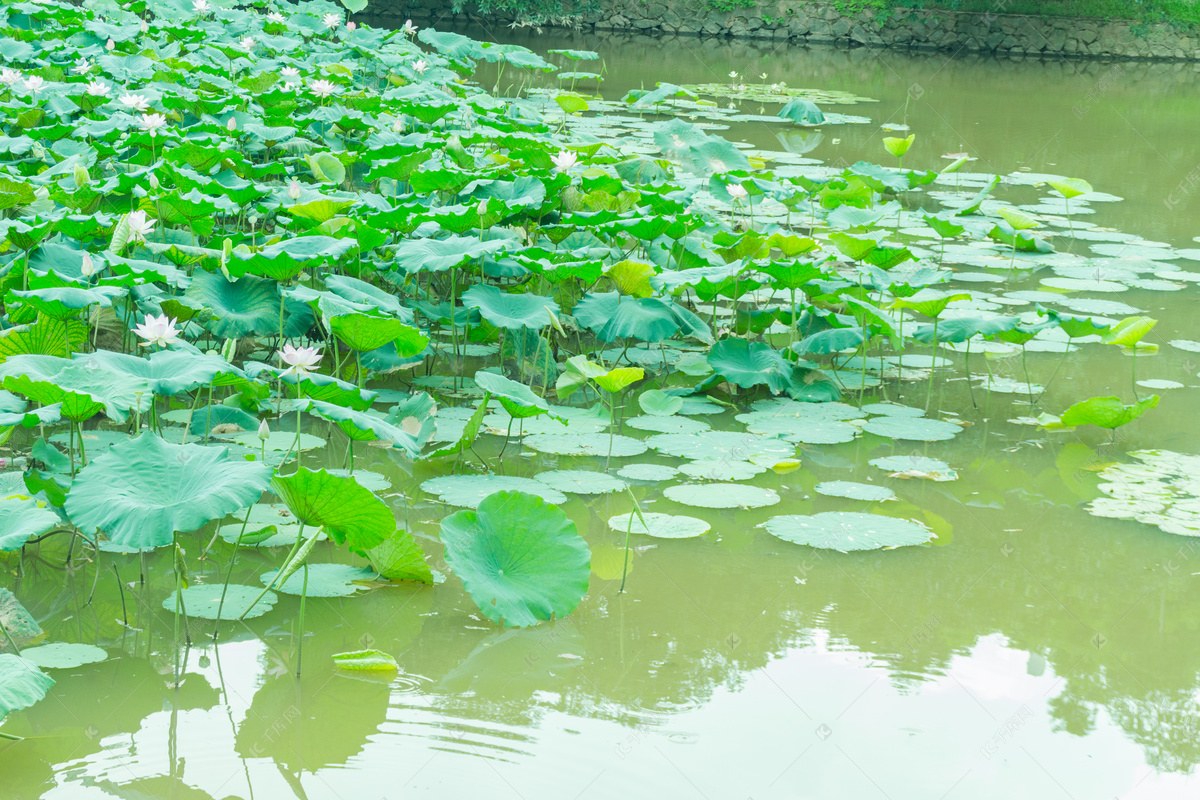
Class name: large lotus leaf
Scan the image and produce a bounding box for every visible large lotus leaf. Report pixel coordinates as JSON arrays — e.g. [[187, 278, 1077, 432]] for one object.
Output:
[[0, 356, 150, 423], [665, 482, 780, 509], [913, 315, 1017, 344], [0, 318, 88, 362], [19, 643, 107, 669], [65, 434, 271, 551], [796, 326, 867, 355], [647, 431, 795, 461], [87, 349, 246, 396], [573, 292, 678, 343], [474, 370, 549, 418], [325, 274, 413, 322], [638, 389, 682, 416], [0, 497, 61, 551], [440, 491, 590, 627], [392, 236, 508, 274], [778, 98, 825, 125], [814, 481, 896, 502], [422, 473, 569, 508], [9, 286, 125, 320], [763, 511, 935, 552], [534, 469, 627, 495], [270, 468, 393, 554], [243, 362, 375, 410], [463, 284, 558, 331], [187, 405, 259, 438], [301, 400, 428, 456], [1061, 395, 1159, 429], [186, 271, 308, 339], [0, 654, 54, 718], [708, 339, 840, 401], [262, 564, 377, 597], [522, 433, 647, 458], [234, 236, 356, 280], [330, 313, 428, 355]]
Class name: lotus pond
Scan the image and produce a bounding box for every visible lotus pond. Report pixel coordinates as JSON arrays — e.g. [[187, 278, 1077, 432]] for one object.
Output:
[[2, 2, 1200, 797]]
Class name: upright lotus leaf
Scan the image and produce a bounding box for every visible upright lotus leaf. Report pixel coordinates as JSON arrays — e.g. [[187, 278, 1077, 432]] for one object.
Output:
[[330, 313, 428, 356], [1102, 316, 1157, 347], [0, 498, 62, 551], [1061, 395, 1159, 430], [8, 286, 125, 320], [392, 236, 508, 274], [300, 400, 428, 456], [270, 468, 394, 554], [1047, 178, 1092, 199], [474, 370, 550, 419], [0, 355, 149, 423], [891, 291, 971, 319], [573, 292, 696, 344], [325, 274, 413, 322], [778, 98, 825, 125], [65, 434, 272, 551], [243, 362, 375, 410], [462, 285, 558, 331], [555, 354, 609, 401], [796, 326, 868, 355], [87, 349, 246, 396], [0, 654, 55, 719], [366, 529, 433, 584], [440, 491, 590, 627], [0, 318, 87, 362], [187, 271, 298, 339], [997, 207, 1037, 231], [233, 235, 356, 281], [912, 315, 1017, 344], [593, 367, 644, 393], [883, 134, 915, 159], [707, 339, 839, 401]]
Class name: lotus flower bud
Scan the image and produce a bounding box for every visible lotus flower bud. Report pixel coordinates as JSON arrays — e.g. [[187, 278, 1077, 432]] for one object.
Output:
[[257, 419, 270, 440], [287, 178, 302, 201], [223, 238, 233, 262], [73, 163, 89, 187], [80, 252, 95, 277], [346, 21, 356, 30], [221, 337, 238, 362], [226, 116, 236, 131], [106, 38, 115, 51], [148, 172, 159, 190]]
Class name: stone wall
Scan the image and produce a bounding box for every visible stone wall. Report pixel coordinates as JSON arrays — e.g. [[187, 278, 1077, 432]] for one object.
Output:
[[372, 0, 1200, 61]]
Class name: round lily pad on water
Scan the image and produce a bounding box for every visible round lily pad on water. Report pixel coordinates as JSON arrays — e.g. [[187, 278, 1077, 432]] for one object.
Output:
[[535, 469, 628, 495], [861, 416, 960, 442], [814, 481, 896, 502], [677, 397, 725, 415], [421, 474, 569, 508], [617, 463, 680, 482], [262, 564, 378, 597], [325, 469, 391, 492], [749, 416, 861, 445], [664, 482, 780, 509], [1169, 339, 1200, 353], [1136, 379, 1184, 390], [223, 430, 327, 452], [19, 643, 108, 669], [869, 455, 958, 482], [162, 584, 278, 620], [624, 415, 711, 434], [861, 402, 925, 417], [677, 459, 766, 481], [522, 433, 647, 457], [762, 511, 935, 551], [607, 512, 710, 538], [647, 431, 794, 461]]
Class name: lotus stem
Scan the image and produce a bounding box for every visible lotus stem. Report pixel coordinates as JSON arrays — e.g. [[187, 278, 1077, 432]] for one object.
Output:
[[296, 563, 308, 678], [0, 619, 21, 655], [239, 523, 306, 621], [213, 513, 251, 640], [925, 318, 939, 412], [1131, 346, 1139, 401], [0, 730, 23, 741]]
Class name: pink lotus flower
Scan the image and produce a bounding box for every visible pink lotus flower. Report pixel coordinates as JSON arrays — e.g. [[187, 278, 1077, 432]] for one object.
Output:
[[279, 344, 322, 377]]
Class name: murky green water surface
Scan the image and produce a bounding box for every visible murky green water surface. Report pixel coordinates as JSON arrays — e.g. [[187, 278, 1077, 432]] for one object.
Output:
[[6, 29, 1200, 799]]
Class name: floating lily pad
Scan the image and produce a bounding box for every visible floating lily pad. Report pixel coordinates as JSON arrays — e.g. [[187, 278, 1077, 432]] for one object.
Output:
[[617, 463, 680, 482], [421, 474, 568, 507], [624, 414, 711, 434], [262, 564, 377, 597], [18, 643, 108, 669], [869, 455, 958, 482], [607, 512, 710, 539], [325, 469, 390, 492], [861, 416, 960, 442], [333, 650, 398, 671], [522, 433, 647, 457], [814, 481, 896, 502], [664, 482, 780, 509], [162, 584, 278, 620], [1088, 450, 1200, 537], [677, 459, 765, 481], [534, 469, 627, 495], [646, 431, 794, 461], [762, 511, 935, 551]]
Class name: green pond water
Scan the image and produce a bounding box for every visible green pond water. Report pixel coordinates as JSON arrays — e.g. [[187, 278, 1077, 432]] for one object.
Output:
[[7, 28, 1200, 800]]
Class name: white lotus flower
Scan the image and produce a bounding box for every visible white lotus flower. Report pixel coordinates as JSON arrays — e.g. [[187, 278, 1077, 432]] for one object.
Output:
[[193, 0, 210, 12], [126, 209, 155, 243], [413, 58, 428, 75], [759, 72, 767, 79], [323, 12, 340, 29], [0, 68, 21, 87], [551, 149, 577, 172], [309, 78, 338, 98], [238, 36, 255, 52], [727, 183, 748, 199], [23, 76, 45, 94], [279, 344, 322, 377], [80, 252, 95, 277], [118, 92, 150, 112], [134, 313, 179, 348], [72, 57, 90, 75], [401, 19, 417, 36], [257, 418, 270, 440], [138, 112, 167, 138], [267, 11, 285, 23], [282, 80, 299, 93], [728, 70, 737, 79], [280, 66, 299, 78]]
